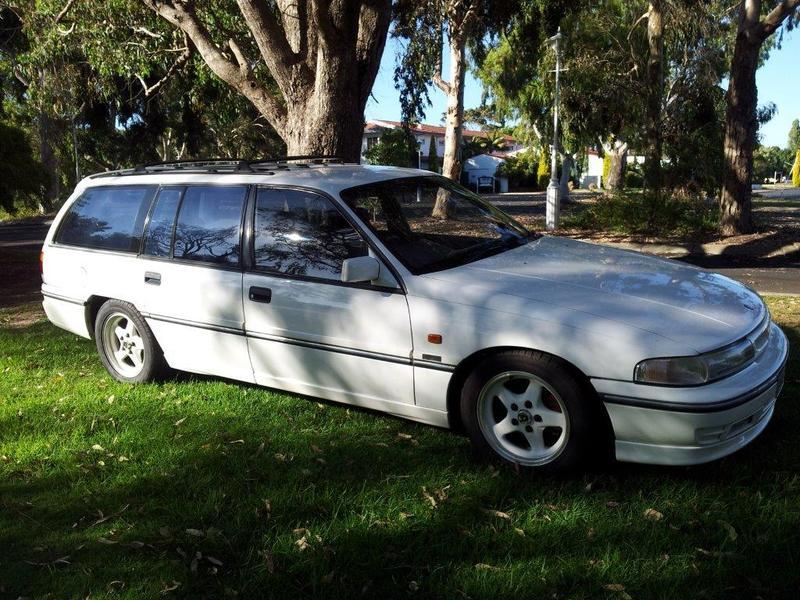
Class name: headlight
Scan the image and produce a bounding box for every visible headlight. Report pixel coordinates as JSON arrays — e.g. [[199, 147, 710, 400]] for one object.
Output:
[[634, 338, 756, 386]]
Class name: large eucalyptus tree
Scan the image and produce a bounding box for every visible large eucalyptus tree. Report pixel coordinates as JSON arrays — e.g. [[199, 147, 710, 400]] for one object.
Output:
[[721, 0, 800, 234], [141, 1, 391, 161]]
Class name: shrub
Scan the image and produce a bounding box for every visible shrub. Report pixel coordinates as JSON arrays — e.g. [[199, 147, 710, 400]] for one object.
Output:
[[427, 135, 440, 173], [363, 128, 416, 167], [792, 150, 800, 187], [496, 150, 538, 189], [563, 189, 719, 237], [625, 170, 643, 188], [537, 150, 550, 190]]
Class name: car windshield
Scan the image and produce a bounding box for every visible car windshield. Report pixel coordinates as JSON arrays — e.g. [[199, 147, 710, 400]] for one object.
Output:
[[340, 176, 534, 274]]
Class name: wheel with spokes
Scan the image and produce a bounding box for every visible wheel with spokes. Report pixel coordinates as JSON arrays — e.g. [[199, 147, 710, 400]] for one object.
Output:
[[94, 300, 166, 383], [460, 350, 604, 472]]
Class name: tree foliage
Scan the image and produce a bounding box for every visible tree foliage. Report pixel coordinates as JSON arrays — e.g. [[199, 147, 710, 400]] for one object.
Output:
[[363, 128, 417, 167], [789, 119, 800, 153], [0, 121, 47, 212]]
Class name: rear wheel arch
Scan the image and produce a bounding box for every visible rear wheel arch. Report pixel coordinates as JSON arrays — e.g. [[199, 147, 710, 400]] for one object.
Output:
[[85, 295, 111, 339], [446, 347, 612, 442]]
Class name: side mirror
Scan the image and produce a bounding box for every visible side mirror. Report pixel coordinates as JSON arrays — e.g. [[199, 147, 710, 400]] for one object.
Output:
[[341, 256, 381, 283]]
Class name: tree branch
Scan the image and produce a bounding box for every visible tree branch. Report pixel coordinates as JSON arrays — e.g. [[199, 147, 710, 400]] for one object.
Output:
[[311, 0, 339, 50], [235, 0, 305, 89], [228, 38, 251, 78], [136, 35, 192, 97], [759, 0, 800, 39], [432, 24, 451, 94], [55, 0, 79, 23], [355, 0, 391, 101], [140, 0, 287, 136]]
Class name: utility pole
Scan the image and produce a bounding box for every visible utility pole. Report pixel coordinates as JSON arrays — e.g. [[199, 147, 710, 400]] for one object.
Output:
[[546, 28, 563, 231]]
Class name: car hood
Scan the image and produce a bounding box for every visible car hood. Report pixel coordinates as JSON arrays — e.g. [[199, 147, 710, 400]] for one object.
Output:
[[418, 236, 766, 353]]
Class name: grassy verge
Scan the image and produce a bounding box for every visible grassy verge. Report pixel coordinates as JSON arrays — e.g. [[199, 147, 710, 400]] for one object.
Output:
[[1, 298, 798, 599]]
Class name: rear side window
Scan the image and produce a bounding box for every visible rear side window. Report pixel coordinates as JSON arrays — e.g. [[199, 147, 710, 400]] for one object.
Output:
[[56, 186, 154, 252], [142, 188, 182, 257], [253, 188, 368, 280], [173, 186, 246, 265]]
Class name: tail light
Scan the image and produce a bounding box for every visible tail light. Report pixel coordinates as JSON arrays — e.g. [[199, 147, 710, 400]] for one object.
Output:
[[40, 249, 44, 278]]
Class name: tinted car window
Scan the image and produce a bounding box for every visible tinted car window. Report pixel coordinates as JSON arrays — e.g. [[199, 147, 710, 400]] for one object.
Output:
[[56, 186, 155, 252], [173, 186, 246, 265], [254, 188, 367, 280], [142, 187, 182, 257]]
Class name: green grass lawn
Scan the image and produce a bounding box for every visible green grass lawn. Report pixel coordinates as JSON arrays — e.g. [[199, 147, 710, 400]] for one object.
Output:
[[1, 298, 799, 600]]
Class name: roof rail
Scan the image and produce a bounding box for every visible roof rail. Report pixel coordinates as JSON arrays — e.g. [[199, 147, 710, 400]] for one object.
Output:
[[88, 155, 346, 179]]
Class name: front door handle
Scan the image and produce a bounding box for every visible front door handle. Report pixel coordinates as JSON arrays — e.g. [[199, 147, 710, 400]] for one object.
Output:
[[249, 286, 272, 303], [144, 271, 161, 285]]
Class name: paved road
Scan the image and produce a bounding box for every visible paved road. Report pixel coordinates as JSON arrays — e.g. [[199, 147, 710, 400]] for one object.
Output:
[[1, 214, 797, 296], [0, 218, 52, 248]]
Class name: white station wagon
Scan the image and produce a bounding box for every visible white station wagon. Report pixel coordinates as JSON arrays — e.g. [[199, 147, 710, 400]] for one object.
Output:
[[41, 159, 788, 471]]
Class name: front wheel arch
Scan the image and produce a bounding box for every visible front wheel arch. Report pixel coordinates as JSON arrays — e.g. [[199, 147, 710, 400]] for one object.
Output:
[[446, 346, 614, 460]]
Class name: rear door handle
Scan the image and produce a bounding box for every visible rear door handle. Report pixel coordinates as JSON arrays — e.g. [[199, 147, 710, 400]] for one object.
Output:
[[144, 271, 161, 285], [249, 286, 272, 303]]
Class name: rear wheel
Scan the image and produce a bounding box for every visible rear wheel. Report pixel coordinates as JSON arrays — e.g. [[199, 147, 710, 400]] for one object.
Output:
[[94, 300, 167, 383], [460, 351, 605, 472]]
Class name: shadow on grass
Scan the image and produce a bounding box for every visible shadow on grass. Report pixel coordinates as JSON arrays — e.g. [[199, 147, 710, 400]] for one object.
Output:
[[1, 320, 799, 599]]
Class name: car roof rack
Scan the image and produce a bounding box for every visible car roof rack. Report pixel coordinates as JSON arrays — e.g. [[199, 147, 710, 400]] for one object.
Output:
[[89, 155, 345, 179]]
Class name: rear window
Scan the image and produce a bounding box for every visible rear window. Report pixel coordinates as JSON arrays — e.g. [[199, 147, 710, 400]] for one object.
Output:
[[173, 186, 246, 265], [55, 186, 155, 252]]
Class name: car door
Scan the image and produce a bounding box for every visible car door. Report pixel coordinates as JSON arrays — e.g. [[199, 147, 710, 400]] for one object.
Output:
[[242, 186, 415, 409], [138, 184, 253, 383]]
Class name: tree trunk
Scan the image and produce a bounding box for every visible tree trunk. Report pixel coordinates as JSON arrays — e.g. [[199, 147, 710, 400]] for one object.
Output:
[[38, 112, 60, 213], [559, 153, 574, 201], [720, 26, 760, 234], [433, 33, 466, 218], [605, 143, 627, 191], [644, 0, 664, 194], [283, 60, 366, 160]]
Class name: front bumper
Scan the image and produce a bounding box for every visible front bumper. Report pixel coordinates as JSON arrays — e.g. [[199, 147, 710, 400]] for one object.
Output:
[[593, 323, 789, 466]]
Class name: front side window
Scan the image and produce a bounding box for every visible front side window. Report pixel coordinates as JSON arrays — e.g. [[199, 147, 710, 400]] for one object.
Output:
[[254, 188, 368, 280], [56, 186, 155, 252], [340, 176, 533, 274], [142, 187, 182, 257], [173, 186, 246, 265]]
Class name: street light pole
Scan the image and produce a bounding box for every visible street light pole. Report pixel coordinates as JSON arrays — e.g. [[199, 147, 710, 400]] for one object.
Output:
[[546, 28, 563, 231]]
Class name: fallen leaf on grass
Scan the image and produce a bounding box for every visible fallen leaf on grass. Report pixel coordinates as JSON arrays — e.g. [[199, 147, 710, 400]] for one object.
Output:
[[606, 501, 620, 508], [295, 536, 310, 551], [481, 508, 511, 520], [173, 417, 186, 427], [643, 508, 664, 521], [161, 581, 181, 594], [603, 583, 626, 592], [421, 487, 437, 508], [475, 563, 501, 571], [185, 528, 205, 537]]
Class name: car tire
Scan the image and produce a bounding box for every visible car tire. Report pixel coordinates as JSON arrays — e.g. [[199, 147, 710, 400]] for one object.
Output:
[[94, 299, 167, 383], [460, 350, 607, 472]]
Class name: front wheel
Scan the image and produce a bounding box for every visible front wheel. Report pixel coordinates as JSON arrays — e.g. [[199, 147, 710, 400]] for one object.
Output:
[[460, 350, 606, 472], [94, 299, 167, 383]]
